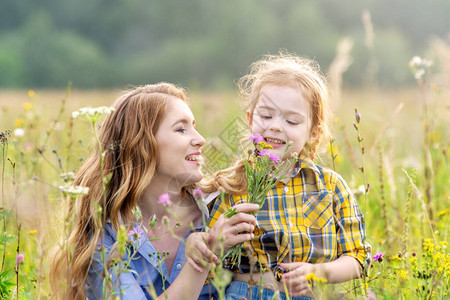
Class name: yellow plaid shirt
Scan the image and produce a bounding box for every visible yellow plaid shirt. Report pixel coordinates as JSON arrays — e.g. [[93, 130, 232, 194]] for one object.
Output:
[[207, 155, 366, 275]]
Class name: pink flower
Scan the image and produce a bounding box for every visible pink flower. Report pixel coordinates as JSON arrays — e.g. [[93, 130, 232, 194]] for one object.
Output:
[[16, 253, 24, 266], [157, 193, 171, 206], [193, 187, 204, 199], [249, 133, 264, 144], [259, 149, 281, 164], [373, 251, 385, 262]]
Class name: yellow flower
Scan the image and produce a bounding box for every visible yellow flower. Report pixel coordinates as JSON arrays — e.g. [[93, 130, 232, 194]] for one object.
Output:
[[306, 272, 327, 283], [398, 270, 407, 280], [14, 118, 24, 128], [23, 102, 33, 110], [28, 90, 35, 98], [437, 209, 449, 218], [258, 142, 273, 149], [423, 238, 434, 254], [28, 230, 38, 235]]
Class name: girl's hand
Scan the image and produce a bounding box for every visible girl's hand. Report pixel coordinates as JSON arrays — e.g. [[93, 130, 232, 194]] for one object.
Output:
[[208, 203, 258, 253], [185, 232, 219, 273], [280, 262, 317, 298]]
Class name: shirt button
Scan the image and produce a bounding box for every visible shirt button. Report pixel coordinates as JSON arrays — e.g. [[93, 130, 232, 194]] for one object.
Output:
[[176, 263, 182, 270], [284, 186, 289, 193], [289, 220, 294, 228]]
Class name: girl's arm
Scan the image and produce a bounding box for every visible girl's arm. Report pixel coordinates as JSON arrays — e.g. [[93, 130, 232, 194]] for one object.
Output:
[[280, 256, 361, 298], [281, 255, 361, 283]]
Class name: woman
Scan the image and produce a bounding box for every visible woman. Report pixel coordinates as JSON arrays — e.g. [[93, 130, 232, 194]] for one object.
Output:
[[50, 83, 258, 299]]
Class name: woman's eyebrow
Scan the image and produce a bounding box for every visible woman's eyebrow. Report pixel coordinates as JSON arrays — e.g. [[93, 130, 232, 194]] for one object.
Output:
[[171, 118, 195, 127], [171, 119, 189, 127]]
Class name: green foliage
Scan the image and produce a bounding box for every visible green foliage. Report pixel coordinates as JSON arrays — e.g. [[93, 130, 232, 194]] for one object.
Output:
[[0, 270, 15, 299], [0, 0, 449, 88]]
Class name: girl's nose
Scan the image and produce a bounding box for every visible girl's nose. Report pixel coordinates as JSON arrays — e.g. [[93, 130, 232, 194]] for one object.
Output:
[[268, 117, 282, 132]]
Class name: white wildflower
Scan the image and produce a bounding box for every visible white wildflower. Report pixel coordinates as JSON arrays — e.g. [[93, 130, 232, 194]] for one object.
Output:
[[409, 56, 422, 67], [72, 106, 115, 122], [409, 56, 433, 80], [414, 69, 425, 80], [59, 184, 89, 196], [14, 128, 25, 137], [357, 185, 365, 194]]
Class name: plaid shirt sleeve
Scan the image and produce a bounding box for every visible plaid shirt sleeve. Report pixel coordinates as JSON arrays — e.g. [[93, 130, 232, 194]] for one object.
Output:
[[207, 157, 367, 274], [332, 172, 366, 266], [207, 194, 232, 229]]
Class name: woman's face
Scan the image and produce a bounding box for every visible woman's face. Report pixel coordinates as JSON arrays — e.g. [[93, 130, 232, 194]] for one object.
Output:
[[154, 97, 205, 188]]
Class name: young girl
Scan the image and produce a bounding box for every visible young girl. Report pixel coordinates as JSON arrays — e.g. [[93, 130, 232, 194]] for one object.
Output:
[[49, 83, 258, 299], [204, 54, 366, 299]]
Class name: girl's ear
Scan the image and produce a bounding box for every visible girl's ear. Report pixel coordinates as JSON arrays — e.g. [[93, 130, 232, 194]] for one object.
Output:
[[246, 111, 253, 127], [309, 126, 319, 141]]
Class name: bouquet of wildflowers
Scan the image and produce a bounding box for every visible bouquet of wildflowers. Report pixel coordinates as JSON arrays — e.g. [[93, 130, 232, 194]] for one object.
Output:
[[223, 133, 295, 267]]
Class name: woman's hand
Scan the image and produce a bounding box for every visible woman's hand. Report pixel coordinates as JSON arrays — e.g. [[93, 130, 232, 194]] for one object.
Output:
[[207, 203, 258, 253], [280, 262, 317, 298], [185, 232, 219, 273]]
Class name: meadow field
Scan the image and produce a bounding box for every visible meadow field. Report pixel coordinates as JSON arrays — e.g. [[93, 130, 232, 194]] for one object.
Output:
[[0, 82, 448, 298]]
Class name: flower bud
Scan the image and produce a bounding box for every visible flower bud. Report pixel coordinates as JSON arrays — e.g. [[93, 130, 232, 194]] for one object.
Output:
[[355, 109, 361, 123]]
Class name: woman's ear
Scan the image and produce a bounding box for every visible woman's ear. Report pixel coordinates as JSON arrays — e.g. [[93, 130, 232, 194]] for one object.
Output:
[[246, 111, 253, 127]]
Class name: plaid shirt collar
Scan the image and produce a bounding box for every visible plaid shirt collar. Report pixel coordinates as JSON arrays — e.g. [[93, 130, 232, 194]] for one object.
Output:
[[291, 154, 321, 178]]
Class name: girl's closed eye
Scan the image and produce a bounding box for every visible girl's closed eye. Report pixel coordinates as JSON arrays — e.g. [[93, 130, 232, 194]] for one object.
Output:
[[286, 120, 299, 125], [176, 128, 186, 133], [260, 114, 272, 120]]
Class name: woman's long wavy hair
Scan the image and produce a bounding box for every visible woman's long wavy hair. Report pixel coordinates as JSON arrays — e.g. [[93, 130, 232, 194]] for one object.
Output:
[[50, 83, 188, 299], [202, 52, 330, 195]]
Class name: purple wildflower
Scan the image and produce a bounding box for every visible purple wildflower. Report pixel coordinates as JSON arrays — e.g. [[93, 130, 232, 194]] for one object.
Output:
[[128, 226, 145, 242], [16, 253, 24, 266], [158, 193, 171, 206], [193, 187, 204, 199], [373, 251, 385, 262], [355, 109, 361, 123], [249, 133, 264, 144], [259, 149, 281, 164]]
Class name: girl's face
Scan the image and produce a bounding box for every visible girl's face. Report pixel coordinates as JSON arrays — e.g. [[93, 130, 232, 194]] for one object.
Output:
[[248, 85, 315, 160], [154, 98, 205, 188]]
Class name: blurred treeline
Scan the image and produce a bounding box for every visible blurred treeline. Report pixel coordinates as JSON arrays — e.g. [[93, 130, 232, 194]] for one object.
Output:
[[0, 0, 449, 89]]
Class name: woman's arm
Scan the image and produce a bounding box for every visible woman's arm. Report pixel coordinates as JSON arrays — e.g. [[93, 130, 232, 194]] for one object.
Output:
[[155, 257, 210, 300], [158, 203, 259, 300]]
